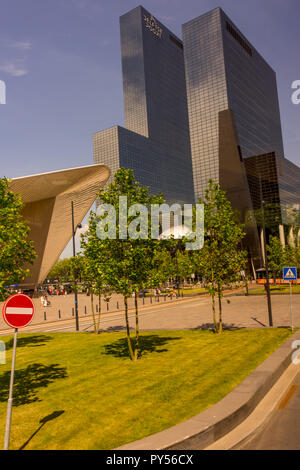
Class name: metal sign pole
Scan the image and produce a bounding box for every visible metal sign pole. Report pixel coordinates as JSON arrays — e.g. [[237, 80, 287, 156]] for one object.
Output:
[[289, 281, 294, 332], [4, 328, 18, 450]]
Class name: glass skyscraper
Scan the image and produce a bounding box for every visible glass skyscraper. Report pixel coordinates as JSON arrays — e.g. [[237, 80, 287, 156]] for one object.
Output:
[[94, 6, 194, 205], [183, 7, 299, 235], [94, 5, 300, 258]]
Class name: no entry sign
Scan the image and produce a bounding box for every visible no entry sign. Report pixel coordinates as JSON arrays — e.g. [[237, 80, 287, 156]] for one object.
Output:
[[2, 293, 34, 329], [2, 293, 35, 450]]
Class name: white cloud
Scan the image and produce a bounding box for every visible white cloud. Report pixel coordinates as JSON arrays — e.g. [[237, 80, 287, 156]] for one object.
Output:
[[0, 62, 28, 76], [9, 40, 32, 50]]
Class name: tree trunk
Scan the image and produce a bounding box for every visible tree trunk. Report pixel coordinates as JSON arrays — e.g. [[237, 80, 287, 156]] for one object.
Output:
[[218, 285, 223, 333], [245, 279, 249, 296], [90, 289, 97, 334], [96, 293, 101, 334], [134, 291, 139, 360], [212, 291, 218, 332], [124, 296, 134, 361]]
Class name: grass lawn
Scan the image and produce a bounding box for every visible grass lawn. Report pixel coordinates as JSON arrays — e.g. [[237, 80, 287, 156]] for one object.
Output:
[[144, 287, 207, 296], [0, 328, 292, 450], [250, 285, 300, 294], [181, 287, 207, 295]]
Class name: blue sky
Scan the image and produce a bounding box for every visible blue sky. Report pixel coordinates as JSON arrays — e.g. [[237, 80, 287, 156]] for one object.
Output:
[[0, 0, 299, 181]]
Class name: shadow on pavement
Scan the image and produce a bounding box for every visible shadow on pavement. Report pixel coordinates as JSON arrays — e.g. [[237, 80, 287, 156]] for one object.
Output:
[[0, 363, 68, 405], [103, 326, 130, 333], [194, 323, 244, 331], [251, 317, 267, 328]]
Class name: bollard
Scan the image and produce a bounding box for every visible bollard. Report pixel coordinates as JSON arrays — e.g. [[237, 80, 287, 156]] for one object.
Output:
[[150, 295, 152, 304], [58, 310, 61, 319], [96, 304, 98, 313], [44, 311, 46, 321], [85, 306, 87, 315], [106, 302, 109, 311], [117, 301, 119, 309], [72, 308, 74, 317]]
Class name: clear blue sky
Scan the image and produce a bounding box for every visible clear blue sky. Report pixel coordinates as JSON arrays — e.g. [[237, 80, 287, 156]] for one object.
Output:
[[0, 0, 299, 180]]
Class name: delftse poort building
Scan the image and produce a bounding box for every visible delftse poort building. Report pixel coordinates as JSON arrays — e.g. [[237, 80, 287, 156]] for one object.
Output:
[[94, 5, 300, 268], [93, 6, 194, 206]]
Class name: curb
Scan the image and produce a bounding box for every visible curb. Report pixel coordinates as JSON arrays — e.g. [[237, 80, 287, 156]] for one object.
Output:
[[205, 360, 299, 450], [116, 329, 300, 450]]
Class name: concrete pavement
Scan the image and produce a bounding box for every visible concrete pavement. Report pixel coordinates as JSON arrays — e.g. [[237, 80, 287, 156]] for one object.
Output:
[[1, 292, 299, 335]]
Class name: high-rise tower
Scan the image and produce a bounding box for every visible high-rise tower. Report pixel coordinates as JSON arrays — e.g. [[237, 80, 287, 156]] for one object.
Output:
[[94, 6, 194, 205]]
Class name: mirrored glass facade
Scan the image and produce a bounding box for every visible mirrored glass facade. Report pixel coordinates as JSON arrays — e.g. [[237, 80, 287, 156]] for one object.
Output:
[[94, 5, 300, 252], [94, 6, 194, 205], [182, 7, 299, 247]]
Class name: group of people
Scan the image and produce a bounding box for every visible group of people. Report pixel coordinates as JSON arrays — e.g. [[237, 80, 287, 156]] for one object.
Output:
[[154, 287, 179, 299], [46, 286, 68, 296]]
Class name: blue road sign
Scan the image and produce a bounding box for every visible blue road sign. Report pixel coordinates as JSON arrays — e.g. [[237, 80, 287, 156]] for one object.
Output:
[[283, 267, 297, 281]]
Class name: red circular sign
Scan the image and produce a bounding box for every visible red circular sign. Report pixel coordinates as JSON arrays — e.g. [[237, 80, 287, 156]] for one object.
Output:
[[2, 294, 35, 328]]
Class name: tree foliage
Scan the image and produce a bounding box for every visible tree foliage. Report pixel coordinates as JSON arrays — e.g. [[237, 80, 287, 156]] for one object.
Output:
[[47, 257, 74, 282], [267, 236, 300, 278], [193, 180, 246, 333], [0, 178, 36, 300], [81, 168, 165, 359]]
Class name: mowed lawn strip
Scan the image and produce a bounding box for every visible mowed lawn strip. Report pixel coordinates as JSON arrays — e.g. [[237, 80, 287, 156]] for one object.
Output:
[[250, 285, 300, 294], [0, 328, 292, 450]]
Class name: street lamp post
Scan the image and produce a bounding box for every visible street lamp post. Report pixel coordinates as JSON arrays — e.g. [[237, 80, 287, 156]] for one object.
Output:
[[71, 201, 81, 332], [259, 176, 273, 327]]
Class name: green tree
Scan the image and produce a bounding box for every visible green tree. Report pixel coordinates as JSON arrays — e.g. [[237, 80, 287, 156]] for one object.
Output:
[[267, 236, 299, 280], [267, 236, 285, 278], [157, 242, 194, 295], [283, 244, 297, 268], [80, 235, 111, 335], [81, 168, 164, 360], [194, 180, 246, 333], [47, 258, 73, 282], [0, 178, 36, 300]]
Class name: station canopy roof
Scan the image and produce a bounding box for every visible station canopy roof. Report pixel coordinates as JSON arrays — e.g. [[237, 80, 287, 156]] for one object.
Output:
[[9, 164, 110, 287]]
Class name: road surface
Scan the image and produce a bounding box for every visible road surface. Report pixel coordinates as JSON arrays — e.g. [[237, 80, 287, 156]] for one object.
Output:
[[238, 371, 300, 450]]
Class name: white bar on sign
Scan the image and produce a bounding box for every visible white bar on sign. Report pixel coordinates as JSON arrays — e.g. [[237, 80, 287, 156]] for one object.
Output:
[[6, 307, 33, 315]]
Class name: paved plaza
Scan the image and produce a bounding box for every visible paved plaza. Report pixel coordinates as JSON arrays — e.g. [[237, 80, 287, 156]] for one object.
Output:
[[0, 290, 299, 335]]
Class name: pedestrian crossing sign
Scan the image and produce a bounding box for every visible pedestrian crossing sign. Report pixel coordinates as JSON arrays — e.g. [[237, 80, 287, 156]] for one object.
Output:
[[283, 267, 297, 281]]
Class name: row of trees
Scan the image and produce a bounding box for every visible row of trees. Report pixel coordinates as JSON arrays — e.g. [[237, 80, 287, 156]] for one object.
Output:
[[74, 169, 247, 359], [267, 236, 300, 278], [0, 170, 249, 360]]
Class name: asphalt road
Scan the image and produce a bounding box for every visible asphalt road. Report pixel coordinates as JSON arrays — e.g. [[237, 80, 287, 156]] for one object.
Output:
[[238, 371, 300, 450]]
